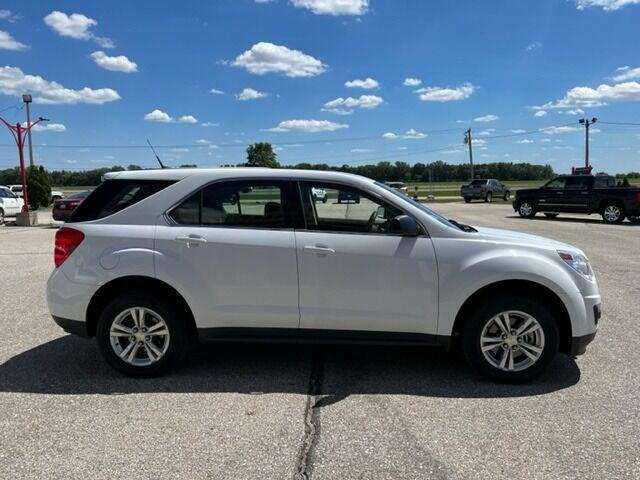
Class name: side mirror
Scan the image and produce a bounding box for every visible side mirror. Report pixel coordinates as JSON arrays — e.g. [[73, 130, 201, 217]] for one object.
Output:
[[390, 215, 420, 236]]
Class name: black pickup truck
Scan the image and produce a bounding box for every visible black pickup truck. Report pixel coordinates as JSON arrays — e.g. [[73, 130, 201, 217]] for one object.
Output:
[[513, 175, 640, 224]]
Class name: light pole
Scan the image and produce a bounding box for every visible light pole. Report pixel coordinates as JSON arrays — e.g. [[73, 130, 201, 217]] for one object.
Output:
[[464, 129, 474, 181], [579, 117, 597, 168], [0, 115, 48, 213], [22, 94, 34, 168]]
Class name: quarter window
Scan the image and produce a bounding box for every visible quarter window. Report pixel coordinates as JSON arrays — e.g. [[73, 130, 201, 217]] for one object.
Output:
[[299, 182, 402, 234]]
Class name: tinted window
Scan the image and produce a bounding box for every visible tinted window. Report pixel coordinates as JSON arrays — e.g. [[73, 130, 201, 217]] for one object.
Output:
[[471, 180, 487, 186], [67, 190, 91, 200], [565, 176, 592, 190], [299, 182, 402, 234], [594, 176, 615, 188], [69, 179, 174, 222], [0, 188, 12, 198], [169, 181, 289, 229], [545, 178, 566, 189]]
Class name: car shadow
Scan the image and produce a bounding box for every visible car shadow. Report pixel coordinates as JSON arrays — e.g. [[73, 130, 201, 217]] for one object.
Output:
[[0, 335, 581, 403], [507, 215, 640, 226]]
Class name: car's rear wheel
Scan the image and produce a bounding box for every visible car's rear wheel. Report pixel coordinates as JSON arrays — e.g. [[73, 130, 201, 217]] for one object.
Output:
[[0, 208, 4, 225], [485, 192, 493, 203], [461, 296, 559, 382], [464, 197, 471, 203], [544, 213, 559, 219], [96, 293, 189, 377], [601, 203, 625, 224], [517, 201, 536, 218]]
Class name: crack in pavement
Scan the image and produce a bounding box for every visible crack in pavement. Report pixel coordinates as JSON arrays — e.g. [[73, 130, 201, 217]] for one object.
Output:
[[294, 349, 324, 480]]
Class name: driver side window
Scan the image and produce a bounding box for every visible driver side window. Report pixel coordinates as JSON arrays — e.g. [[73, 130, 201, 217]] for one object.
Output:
[[299, 182, 401, 234]]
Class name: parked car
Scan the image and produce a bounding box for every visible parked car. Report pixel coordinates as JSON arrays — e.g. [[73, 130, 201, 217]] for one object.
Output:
[[47, 169, 600, 381], [0, 185, 24, 223], [514, 174, 640, 224], [8, 184, 64, 204], [337, 189, 360, 203], [52, 190, 91, 222], [461, 179, 510, 203], [386, 181, 409, 194], [311, 187, 328, 203]]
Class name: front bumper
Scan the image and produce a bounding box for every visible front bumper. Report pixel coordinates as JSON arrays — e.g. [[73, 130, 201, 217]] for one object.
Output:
[[52, 316, 90, 338], [569, 332, 596, 357]]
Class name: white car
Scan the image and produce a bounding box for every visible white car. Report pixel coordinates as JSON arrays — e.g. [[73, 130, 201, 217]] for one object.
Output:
[[0, 185, 25, 223], [8, 184, 63, 204], [311, 187, 328, 203], [47, 169, 601, 380]]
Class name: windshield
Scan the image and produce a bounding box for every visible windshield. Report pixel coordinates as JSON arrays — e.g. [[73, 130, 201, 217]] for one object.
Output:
[[375, 181, 457, 229]]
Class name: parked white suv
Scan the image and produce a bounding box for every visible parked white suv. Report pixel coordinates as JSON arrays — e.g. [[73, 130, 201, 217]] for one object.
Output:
[[47, 168, 601, 380], [0, 185, 25, 223]]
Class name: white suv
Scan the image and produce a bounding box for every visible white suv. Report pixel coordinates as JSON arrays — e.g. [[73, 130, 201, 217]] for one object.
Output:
[[47, 168, 601, 381]]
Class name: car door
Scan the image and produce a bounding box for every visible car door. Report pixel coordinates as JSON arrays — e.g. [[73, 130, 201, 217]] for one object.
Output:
[[538, 177, 567, 211], [563, 176, 592, 211], [154, 179, 301, 331], [294, 181, 439, 336], [0, 188, 20, 215]]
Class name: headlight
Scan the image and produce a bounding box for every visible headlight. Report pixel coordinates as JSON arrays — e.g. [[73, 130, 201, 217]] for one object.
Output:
[[557, 251, 593, 281]]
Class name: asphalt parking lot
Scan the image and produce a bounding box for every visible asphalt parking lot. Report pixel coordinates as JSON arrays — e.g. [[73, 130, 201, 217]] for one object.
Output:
[[1, 203, 639, 479]]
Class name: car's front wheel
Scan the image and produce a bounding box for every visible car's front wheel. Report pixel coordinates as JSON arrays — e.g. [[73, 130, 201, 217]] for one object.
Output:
[[0, 208, 4, 225], [461, 296, 559, 382], [96, 293, 190, 377], [517, 201, 536, 218], [464, 197, 471, 203]]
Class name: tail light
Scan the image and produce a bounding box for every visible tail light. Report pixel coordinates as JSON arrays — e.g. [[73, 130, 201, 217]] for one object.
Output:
[[636, 192, 640, 202], [54, 227, 84, 267]]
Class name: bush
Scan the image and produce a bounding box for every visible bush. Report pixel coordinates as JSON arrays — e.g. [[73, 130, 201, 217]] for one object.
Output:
[[26, 166, 52, 210]]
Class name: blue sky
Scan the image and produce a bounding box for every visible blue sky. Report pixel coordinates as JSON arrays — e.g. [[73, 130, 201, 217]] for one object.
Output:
[[0, 0, 639, 174]]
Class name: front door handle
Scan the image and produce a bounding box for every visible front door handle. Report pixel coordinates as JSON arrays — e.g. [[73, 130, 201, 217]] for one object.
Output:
[[175, 234, 207, 247], [303, 245, 335, 255]]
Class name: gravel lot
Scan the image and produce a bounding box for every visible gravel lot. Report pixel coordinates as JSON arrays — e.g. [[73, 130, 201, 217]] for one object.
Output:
[[1, 203, 639, 479]]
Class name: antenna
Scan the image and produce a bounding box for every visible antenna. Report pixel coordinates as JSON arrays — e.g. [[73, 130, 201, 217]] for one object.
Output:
[[146, 139, 167, 169]]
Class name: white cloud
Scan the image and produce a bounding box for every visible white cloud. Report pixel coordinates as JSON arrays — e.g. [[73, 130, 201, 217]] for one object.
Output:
[[351, 148, 373, 153], [541, 138, 552, 143], [403, 77, 422, 87], [90, 51, 137, 73], [541, 125, 581, 134], [44, 11, 113, 48], [210, 88, 224, 95], [559, 108, 585, 115], [0, 30, 27, 50], [511, 129, 526, 133], [266, 119, 348, 132], [575, 0, 640, 11], [0, 10, 21, 22], [477, 129, 495, 136], [382, 132, 398, 139], [402, 128, 426, 139], [0, 66, 120, 104], [236, 87, 268, 101], [201, 121, 219, 127], [473, 114, 499, 122], [290, 0, 369, 15], [415, 83, 475, 102], [322, 94, 383, 114], [345, 77, 379, 89], [471, 138, 487, 146], [526, 41, 542, 51], [516, 139, 534, 144], [534, 110, 548, 117], [144, 110, 197, 123], [612, 66, 640, 82], [232, 42, 326, 77], [534, 81, 640, 109], [22, 122, 66, 132]]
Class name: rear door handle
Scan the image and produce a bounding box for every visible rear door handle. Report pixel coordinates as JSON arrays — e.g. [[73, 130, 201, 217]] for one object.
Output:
[[175, 234, 207, 247], [303, 245, 335, 255]]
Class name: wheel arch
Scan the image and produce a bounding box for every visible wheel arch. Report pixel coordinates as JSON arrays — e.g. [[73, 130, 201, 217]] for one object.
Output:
[[450, 279, 572, 354], [85, 275, 196, 339]]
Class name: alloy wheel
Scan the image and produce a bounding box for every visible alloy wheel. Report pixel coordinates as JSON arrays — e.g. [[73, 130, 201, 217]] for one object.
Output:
[[109, 307, 170, 366], [603, 205, 621, 223], [519, 202, 532, 217], [480, 310, 545, 372]]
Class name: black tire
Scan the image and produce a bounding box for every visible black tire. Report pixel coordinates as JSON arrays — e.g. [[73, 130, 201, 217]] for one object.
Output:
[[0, 208, 4, 225], [337, 199, 342, 204], [322, 197, 327, 204], [516, 200, 536, 218], [464, 197, 471, 204], [503, 191, 510, 201], [461, 296, 559, 382], [96, 292, 190, 377], [544, 213, 559, 219], [601, 203, 625, 224], [629, 216, 640, 224], [485, 192, 492, 203]]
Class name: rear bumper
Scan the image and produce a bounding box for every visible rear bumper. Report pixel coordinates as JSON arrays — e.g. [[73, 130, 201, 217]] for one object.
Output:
[[461, 191, 485, 199], [52, 315, 90, 338]]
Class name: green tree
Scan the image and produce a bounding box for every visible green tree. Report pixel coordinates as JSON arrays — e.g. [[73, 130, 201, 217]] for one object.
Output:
[[26, 166, 52, 210], [245, 142, 279, 168]]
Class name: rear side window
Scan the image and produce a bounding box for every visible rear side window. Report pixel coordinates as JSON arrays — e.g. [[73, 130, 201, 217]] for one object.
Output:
[[69, 179, 174, 222]]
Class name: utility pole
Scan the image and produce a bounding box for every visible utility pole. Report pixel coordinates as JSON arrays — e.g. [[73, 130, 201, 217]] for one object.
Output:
[[0, 115, 48, 213], [464, 129, 474, 180], [579, 117, 597, 168], [22, 94, 34, 168]]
